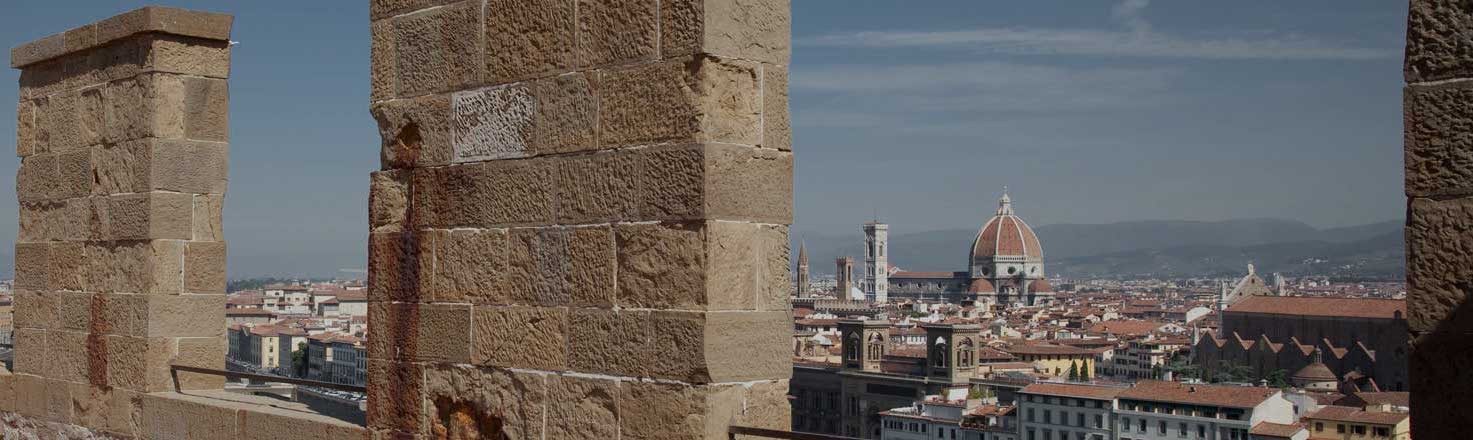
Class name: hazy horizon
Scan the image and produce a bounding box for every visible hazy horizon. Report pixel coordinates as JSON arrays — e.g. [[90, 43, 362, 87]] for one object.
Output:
[[0, 0, 1408, 277]]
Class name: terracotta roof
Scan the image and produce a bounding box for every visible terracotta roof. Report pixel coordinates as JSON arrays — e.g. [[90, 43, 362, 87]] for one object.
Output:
[[1292, 361, 1337, 383], [1250, 421, 1305, 438], [1087, 320, 1166, 336], [1118, 381, 1277, 409], [332, 290, 368, 301], [970, 278, 996, 293], [1306, 406, 1408, 426], [1228, 296, 1404, 320], [997, 217, 1025, 256], [1003, 342, 1098, 356], [227, 308, 276, 316], [1028, 279, 1053, 292], [1343, 392, 1409, 407], [1020, 382, 1126, 400]]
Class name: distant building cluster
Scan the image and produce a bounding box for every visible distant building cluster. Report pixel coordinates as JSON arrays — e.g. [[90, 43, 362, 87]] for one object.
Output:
[[224, 280, 369, 388]]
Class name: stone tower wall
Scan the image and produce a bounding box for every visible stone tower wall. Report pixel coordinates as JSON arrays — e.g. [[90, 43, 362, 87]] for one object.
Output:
[[1405, 0, 1473, 436], [6, 6, 232, 435], [366, 0, 795, 438]]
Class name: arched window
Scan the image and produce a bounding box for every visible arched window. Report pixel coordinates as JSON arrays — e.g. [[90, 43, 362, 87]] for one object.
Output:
[[846, 333, 861, 361], [932, 336, 949, 367], [867, 333, 885, 360], [958, 338, 976, 367]]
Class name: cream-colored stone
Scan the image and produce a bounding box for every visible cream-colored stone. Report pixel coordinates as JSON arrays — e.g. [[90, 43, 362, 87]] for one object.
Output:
[[149, 34, 232, 79], [370, 170, 409, 233], [193, 194, 224, 241], [182, 76, 229, 141], [485, 0, 575, 83], [45, 330, 91, 383], [704, 143, 793, 223], [14, 242, 51, 291], [370, 19, 397, 102], [184, 241, 226, 293], [762, 64, 791, 150], [84, 240, 185, 295], [13, 329, 50, 376], [599, 56, 761, 147], [452, 84, 534, 162], [371, 93, 453, 169], [148, 295, 224, 337], [105, 192, 194, 240], [12, 290, 58, 330], [393, 1, 482, 97], [18, 99, 38, 157], [139, 392, 241, 439], [662, 0, 791, 65], [106, 73, 187, 143], [545, 375, 619, 439]]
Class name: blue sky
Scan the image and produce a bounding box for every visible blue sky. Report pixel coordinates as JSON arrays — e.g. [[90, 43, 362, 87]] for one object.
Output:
[[0, 1, 1408, 277]]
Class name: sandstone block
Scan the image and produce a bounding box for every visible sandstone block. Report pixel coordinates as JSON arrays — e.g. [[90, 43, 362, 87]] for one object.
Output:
[[148, 295, 225, 337], [504, 227, 571, 305], [45, 376, 75, 424], [370, 170, 410, 233], [393, 1, 482, 97], [18, 99, 38, 156], [1408, 197, 1473, 332], [762, 64, 791, 150], [78, 86, 109, 147], [485, 0, 575, 83], [367, 360, 427, 435], [185, 241, 227, 293], [371, 19, 397, 102], [600, 56, 761, 147], [471, 306, 567, 369], [53, 291, 94, 332], [56, 149, 95, 199], [554, 152, 640, 224], [1407, 0, 1473, 82], [372, 303, 471, 363], [612, 221, 782, 310], [106, 192, 194, 240], [411, 160, 554, 228], [662, 0, 791, 65], [87, 36, 150, 85], [10, 32, 65, 69], [423, 365, 546, 440], [46, 330, 91, 383], [193, 194, 224, 241], [546, 375, 619, 439], [0, 373, 13, 412], [107, 73, 186, 143], [13, 329, 49, 376], [704, 143, 793, 222], [94, 7, 234, 47], [120, 139, 229, 195], [532, 72, 598, 154], [1409, 330, 1473, 438], [18, 58, 68, 99], [14, 242, 51, 291], [1405, 82, 1473, 196], [149, 34, 232, 79], [452, 84, 535, 162], [16, 153, 59, 202], [84, 240, 185, 295], [140, 392, 242, 439], [368, 232, 431, 303], [567, 309, 652, 377], [97, 293, 148, 337], [370, 0, 460, 21], [13, 291, 58, 330], [12, 374, 52, 420], [18, 201, 62, 242], [431, 228, 508, 303], [652, 310, 791, 382], [618, 381, 747, 440], [105, 336, 176, 392], [371, 93, 452, 169], [578, 0, 658, 67], [174, 336, 227, 390], [68, 383, 143, 437], [239, 405, 368, 440], [181, 76, 229, 141], [565, 225, 617, 307]]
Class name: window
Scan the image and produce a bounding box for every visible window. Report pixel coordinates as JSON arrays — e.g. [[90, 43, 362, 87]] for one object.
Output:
[[1060, 411, 1068, 426], [1094, 415, 1103, 429], [1158, 421, 1166, 435], [1374, 427, 1390, 437], [1353, 426, 1366, 435], [1044, 410, 1051, 424], [1027, 428, 1036, 440], [1197, 425, 1206, 438], [1121, 417, 1129, 430], [1027, 408, 1035, 422], [1076, 413, 1083, 428], [1314, 422, 1323, 432], [1178, 422, 1187, 437], [1337, 424, 1346, 434], [1138, 419, 1145, 432]]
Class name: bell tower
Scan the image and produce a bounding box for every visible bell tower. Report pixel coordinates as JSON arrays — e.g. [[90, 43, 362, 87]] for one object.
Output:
[[839, 320, 889, 373], [923, 323, 983, 382], [863, 222, 889, 303]]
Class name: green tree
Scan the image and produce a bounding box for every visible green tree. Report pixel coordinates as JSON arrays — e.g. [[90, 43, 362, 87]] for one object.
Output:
[[968, 386, 995, 400], [292, 342, 309, 378], [1266, 369, 1290, 389], [1068, 362, 1080, 381]]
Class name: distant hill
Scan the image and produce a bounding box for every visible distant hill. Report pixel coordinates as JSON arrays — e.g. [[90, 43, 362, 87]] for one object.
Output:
[[793, 219, 1403, 279]]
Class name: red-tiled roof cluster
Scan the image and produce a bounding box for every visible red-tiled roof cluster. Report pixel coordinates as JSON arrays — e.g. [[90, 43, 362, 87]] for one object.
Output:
[[1306, 406, 1409, 426], [1228, 296, 1404, 320], [1119, 380, 1277, 409], [1020, 382, 1127, 400]]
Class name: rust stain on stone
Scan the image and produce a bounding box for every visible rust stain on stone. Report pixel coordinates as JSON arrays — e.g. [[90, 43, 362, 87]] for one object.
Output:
[[431, 397, 506, 440], [86, 293, 110, 389]]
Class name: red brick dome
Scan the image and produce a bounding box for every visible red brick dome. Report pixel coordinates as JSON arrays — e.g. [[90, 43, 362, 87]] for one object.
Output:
[[971, 192, 1043, 261]]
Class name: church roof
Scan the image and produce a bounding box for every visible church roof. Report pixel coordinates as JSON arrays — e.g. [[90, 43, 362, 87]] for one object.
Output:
[[1229, 296, 1405, 320], [969, 278, 996, 293], [971, 191, 1043, 262]]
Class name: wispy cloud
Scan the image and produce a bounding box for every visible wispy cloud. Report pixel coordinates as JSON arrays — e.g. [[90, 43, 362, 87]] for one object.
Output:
[[797, 0, 1395, 61]]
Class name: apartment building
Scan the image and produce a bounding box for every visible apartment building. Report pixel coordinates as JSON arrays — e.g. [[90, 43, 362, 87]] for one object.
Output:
[[1017, 382, 1124, 440], [1114, 381, 1295, 440]]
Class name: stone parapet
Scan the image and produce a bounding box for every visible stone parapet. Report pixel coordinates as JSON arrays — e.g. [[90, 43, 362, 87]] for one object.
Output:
[[368, 0, 793, 438]]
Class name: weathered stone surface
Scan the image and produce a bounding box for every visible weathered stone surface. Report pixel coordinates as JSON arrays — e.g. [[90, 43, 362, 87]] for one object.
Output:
[[616, 222, 706, 309], [431, 228, 508, 303], [10, 33, 66, 69], [239, 404, 367, 440], [67, 383, 142, 436], [84, 240, 185, 295], [193, 194, 224, 241], [18, 99, 38, 156], [393, 1, 482, 97], [45, 330, 91, 383], [17, 153, 59, 203], [88, 36, 150, 85], [762, 64, 791, 150], [14, 242, 51, 291], [147, 295, 224, 336], [375, 303, 472, 363], [367, 232, 431, 303], [554, 152, 640, 224], [567, 309, 652, 377], [54, 291, 93, 332], [182, 76, 229, 141], [371, 93, 452, 169], [173, 337, 227, 390], [37, 92, 82, 154], [531, 72, 597, 154], [653, 311, 791, 382], [107, 73, 186, 143], [370, 170, 410, 233], [618, 381, 765, 440], [545, 375, 619, 439], [105, 192, 194, 240], [1409, 330, 1473, 438], [1405, 82, 1473, 197], [485, 0, 575, 83], [578, 0, 658, 67], [599, 56, 760, 147], [504, 227, 571, 305], [472, 306, 567, 370], [370, 0, 460, 21], [452, 84, 534, 162], [370, 19, 397, 102], [184, 241, 226, 293], [97, 293, 148, 337], [93, 139, 229, 196], [52, 241, 87, 292], [56, 149, 95, 200], [704, 144, 793, 223], [1406, 0, 1473, 82], [411, 160, 555, 228], [12, 374, 52, 420], [139, 392, 241, 439], [662, 0, 791, 65], [78, 86, 108, 147], [13, 290, 58, 330], [565, 225, 617, 307], [1407, 197, 1473, 332], [0, 373, 14, 413], [19, 58, 67, 100], [423, 365, 546, 440], [149, 34, 232, 79], [92, 7, 234, 49], [366, 360, 427, 435], [12, 329, 49, 376]]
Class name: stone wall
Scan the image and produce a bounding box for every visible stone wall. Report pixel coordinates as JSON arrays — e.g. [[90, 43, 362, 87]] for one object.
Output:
[[366, 0, 794, 438], [1405, 0, 1473, 437], [4, 6, 232, 437]]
